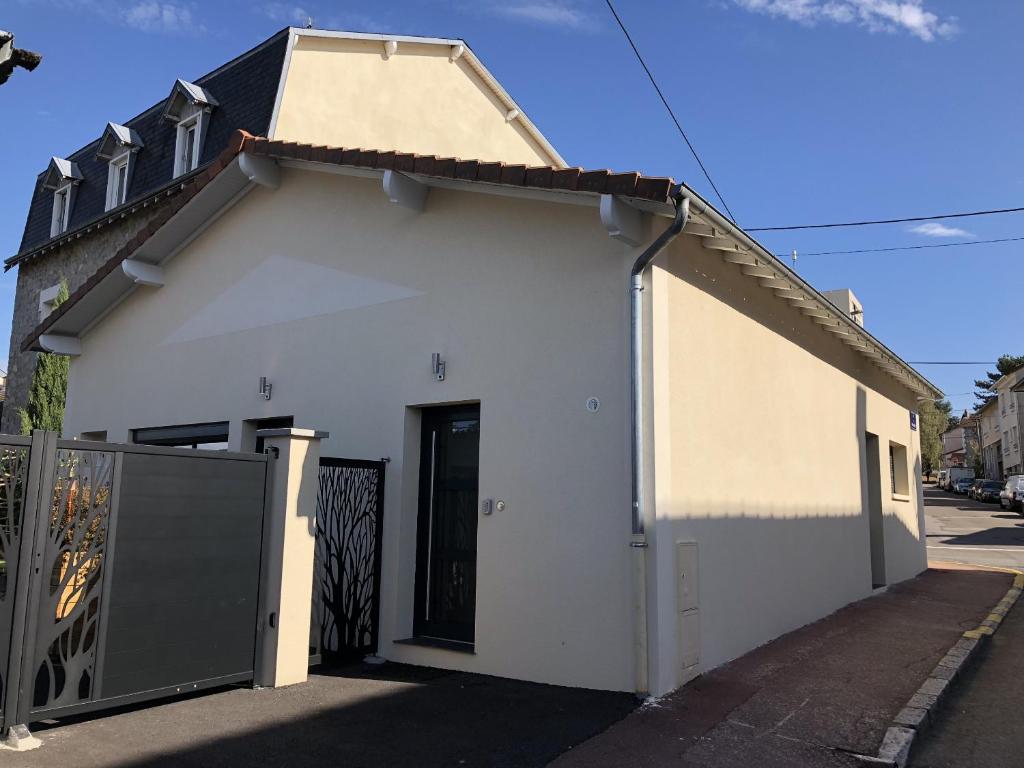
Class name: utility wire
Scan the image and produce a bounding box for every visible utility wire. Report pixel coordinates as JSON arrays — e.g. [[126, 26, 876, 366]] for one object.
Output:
[[604, 0, 736, 222], [776, 235, 1024, 258], [748, 205, 1024, 232], [907, 362, 995, 365]]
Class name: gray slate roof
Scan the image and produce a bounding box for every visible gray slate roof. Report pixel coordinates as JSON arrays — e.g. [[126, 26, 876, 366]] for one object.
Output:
[[15, 29, 288, 261]]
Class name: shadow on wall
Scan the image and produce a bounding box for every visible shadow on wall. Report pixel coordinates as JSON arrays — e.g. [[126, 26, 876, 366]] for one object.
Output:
[[27, 663, 636, 768]]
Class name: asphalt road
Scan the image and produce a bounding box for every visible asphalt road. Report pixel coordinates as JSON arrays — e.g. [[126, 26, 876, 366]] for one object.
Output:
[[923, 485, 1024, 569], [912, 484, 1024, 768]]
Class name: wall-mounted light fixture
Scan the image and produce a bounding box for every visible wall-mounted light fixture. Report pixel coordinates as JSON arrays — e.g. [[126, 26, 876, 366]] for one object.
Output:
[[431, 353, 446, 382], [258, 376, 273, 400]]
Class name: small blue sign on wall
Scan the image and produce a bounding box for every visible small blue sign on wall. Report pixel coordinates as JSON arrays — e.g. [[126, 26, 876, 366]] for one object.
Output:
[[910, 411, 918, 431]]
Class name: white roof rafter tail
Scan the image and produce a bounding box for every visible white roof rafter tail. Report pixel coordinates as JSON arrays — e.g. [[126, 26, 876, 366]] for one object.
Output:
[[676, 190, 942, 400]]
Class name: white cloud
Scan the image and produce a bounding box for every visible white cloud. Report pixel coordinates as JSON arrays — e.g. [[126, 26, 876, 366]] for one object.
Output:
[[909, 222, 973, 237], [730, 0, 959, 41], [261, 2, 309, 24], [492, 2, 598, 31], [122, 1, 199, 33], [16, 0, 204, 34], [259, 3, 385, 31]]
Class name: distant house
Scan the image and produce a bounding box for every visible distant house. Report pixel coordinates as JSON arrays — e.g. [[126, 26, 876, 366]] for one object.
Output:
[[12, 28, 940, 698], [978, 397, 1003, 480], [993, 369, 1024, 477], [941, 411, 980, 470]]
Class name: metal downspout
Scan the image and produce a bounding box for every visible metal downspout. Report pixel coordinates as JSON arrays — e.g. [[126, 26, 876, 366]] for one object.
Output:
[[630, 194, 689, 697]]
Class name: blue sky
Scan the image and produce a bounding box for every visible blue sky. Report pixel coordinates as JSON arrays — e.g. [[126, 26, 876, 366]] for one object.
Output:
[[3, 0, 1021, 411]]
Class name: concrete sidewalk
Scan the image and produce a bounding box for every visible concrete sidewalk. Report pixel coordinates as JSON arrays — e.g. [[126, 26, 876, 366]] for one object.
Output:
[[553, 568, 1010, 768]]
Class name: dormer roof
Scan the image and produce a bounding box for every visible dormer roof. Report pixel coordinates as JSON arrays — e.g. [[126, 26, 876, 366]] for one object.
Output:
[[163, 79, 219, 121], [96, 122, 144, 160], [41, 157, 83, 189]]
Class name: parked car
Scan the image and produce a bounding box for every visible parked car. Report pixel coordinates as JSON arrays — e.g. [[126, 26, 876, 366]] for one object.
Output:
[[943, 467, 975, 492], [953, 477, 974, 494], [977, 480, 1003, 503], [999, 476, 1024, 512]]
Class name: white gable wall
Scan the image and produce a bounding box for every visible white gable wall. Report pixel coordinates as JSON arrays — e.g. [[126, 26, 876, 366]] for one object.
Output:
[[271, 34, 562, 167]]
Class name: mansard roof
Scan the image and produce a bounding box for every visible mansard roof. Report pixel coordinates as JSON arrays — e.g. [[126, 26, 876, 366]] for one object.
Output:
[[12, 28, 288, 265]]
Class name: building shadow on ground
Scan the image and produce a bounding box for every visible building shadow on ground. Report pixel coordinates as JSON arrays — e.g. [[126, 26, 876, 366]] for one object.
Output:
[[24, 662, 636, 768]]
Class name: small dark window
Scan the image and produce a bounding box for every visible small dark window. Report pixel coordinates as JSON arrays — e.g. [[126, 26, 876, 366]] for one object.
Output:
[[133, 421, 229, 451]]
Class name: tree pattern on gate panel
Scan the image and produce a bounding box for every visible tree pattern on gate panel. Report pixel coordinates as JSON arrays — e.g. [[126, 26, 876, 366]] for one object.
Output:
[[32, 449, 114, 710], [316, 463, 381, 657], [0, 446, 30, 719]]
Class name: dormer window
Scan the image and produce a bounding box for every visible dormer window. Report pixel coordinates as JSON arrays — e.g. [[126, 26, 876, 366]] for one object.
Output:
[[175, 106, 201, 176], [163, 79, 217, 178], [108, 154, 129, 209], [41, 157, 83, 237], [52, 183, 72, 235], [97, 122, 144, 212]]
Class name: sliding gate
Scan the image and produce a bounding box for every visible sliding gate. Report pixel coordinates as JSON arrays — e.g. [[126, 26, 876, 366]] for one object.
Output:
[[0, 432, 269, 729]]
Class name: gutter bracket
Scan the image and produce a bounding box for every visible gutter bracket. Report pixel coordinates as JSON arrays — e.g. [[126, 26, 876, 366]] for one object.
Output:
[[121, 259, 165, 287], [383, 170, 428, 212], [601, 195, 645, 247], [38, 334, 81, 357], [239, 153, 280, 190]]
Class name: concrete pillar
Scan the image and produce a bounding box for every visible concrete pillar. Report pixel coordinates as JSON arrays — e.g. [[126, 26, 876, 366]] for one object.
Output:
[[255, 427, 327, 688]]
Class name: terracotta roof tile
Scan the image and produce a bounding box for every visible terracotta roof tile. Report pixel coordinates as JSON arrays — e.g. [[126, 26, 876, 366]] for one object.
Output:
[[499, 164, 527, 185], [550, 168, 582, 191]]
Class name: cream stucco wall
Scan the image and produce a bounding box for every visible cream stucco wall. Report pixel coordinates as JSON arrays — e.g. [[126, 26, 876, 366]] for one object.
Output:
[[646, 237, 926, 695], [272, 35, 560, 167], [64, 168, 636, 692], [61, 164, 928, 695]]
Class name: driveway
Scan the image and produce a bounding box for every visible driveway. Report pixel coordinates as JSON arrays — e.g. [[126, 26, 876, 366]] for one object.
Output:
[[924, 485, 1024, 569], [4, 664, 635, 768]]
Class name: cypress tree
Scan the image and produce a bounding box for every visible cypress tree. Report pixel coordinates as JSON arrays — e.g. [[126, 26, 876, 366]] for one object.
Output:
[[19, 280, 69, 434]]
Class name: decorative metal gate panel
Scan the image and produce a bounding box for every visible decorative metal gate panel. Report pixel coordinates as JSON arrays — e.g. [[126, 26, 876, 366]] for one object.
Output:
[[26, 446, 115, 717], [0, 436, 33, 730], [0, 432, 270, 729], [313, 458, 385, 663]]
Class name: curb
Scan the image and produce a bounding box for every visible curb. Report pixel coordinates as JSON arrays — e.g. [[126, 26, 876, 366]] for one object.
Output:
[[856, 573, 1024, 767]]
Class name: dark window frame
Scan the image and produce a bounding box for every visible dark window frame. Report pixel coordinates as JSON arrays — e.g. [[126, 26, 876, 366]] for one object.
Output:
[[132, 421, 229, 449]]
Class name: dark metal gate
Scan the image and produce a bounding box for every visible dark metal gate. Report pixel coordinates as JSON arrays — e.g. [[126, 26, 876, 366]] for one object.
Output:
[[312, 457, 385, 663], [0, 431, 269, 729]]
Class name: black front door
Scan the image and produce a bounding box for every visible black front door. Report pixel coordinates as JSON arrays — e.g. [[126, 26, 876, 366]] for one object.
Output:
[[414, 405, 480, 644]]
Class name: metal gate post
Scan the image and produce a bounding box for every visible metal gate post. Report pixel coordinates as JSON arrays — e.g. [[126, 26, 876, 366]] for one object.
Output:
[[2, 430, 58, 749]]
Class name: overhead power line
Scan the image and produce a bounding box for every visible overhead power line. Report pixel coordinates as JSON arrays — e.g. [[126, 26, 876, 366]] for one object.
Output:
[[907, 362, 995, 366], [603, 0, 736, 222], [747, 205, 1024, 232], [777, 235, 1024, 258]]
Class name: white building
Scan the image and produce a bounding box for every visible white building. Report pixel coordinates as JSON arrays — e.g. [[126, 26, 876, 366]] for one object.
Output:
[[17, 29, 939, 697]]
